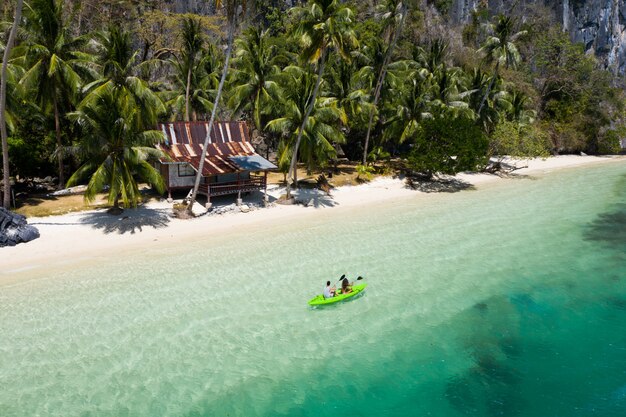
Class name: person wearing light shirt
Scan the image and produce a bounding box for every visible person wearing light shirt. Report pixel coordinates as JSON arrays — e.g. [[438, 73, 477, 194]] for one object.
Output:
[[323, 281, 336, 299]]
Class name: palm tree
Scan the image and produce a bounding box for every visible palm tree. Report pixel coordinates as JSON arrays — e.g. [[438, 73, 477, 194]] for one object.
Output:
[[187, 0, 240, 213], [327, 53, 373, 130], [362, 0, 407, 164], [383, 67, 432, 145], [66, 84, 165, 211], [285, 0, 357, 198], [267, 66, 346, 177], [477, 14, 526, 115], [417, 38, 448, 74], [466, 67, 507, 132], [429, 64, 473, 118], [1, 0, 23, 208], [163, 31, 220, 122], [18, 0, 92, 189], [228, 27, 282, 132], [505, 90, 535, 125], [84, 26, 164, 127], [178, 17, 204, 121]]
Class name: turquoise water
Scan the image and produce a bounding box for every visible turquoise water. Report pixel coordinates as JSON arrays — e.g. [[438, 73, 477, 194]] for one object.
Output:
[[1, 161, 626, 416]]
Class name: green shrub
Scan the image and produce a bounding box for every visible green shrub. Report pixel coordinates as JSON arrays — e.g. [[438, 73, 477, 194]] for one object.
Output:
[[356, 164, 374, 181], [407, 116, 489, 176], [490, 121, 551, 158], [597, 129, 622, 154]]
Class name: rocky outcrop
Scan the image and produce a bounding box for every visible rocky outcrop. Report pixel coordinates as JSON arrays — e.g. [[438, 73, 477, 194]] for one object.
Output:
[[564, 0, 626, 74], [0, 207, 40, 247], [450, 0, 626, 74]]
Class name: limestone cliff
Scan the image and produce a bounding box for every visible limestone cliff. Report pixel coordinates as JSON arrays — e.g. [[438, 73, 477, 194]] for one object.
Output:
[[450, 0, 626, 74], [156, 0, 625, 72]]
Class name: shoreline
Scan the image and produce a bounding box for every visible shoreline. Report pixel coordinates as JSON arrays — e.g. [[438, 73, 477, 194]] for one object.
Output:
[[2, 155, 624, 279]]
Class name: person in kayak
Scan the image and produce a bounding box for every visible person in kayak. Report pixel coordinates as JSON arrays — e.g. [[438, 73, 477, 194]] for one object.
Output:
[[323, 281, 336, 299], [341, 277, 353, 294]]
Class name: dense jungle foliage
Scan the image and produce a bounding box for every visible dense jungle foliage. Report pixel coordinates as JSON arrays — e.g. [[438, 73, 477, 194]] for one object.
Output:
[[1, 0, 625, 198]]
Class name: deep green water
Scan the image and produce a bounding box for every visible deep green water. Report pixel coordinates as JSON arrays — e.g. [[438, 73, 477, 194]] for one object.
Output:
[[1, 161, 626, 416]]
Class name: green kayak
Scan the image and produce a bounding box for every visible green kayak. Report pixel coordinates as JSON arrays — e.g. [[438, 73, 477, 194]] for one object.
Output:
[[308, 283, 367, 306]]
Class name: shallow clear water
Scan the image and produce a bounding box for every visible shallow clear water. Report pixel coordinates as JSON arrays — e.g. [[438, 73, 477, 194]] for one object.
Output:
[[1, 162, 626, 416]]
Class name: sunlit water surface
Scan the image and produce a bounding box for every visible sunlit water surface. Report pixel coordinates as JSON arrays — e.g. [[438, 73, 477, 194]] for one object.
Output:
[[1, 162, 626, 416]]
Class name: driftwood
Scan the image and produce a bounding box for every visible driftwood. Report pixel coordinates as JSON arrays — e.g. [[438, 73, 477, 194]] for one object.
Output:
[[0, 207, 39, 247], [484, 161, 528, 174]]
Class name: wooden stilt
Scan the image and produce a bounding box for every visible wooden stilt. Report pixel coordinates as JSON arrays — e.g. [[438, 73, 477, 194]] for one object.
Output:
[[236, 172, 242, 205], [263, 171, 268, 204], [206, 180, 212, 209]]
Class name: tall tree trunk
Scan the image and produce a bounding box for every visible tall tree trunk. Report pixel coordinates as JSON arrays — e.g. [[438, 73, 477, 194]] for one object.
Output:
[[362, 4, 407, 165], [477, 61, 499, 116], [185, 65, 192, 121], [286, 47, 328, 199], [1, 0, 23, 208], [187, 12, 236, 213], [53, 97, 64, 190]]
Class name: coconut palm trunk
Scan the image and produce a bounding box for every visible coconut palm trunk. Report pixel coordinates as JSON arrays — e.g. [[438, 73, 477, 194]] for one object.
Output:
[[477, 61, 499, 116], [476, 15, 525, 117], [187, 12, 236, 213], [53, 97, 65, 189], [285, 48, 328, 199], [362, 4, 407, 165], [1, 0, 23, 208], [185, 65, 192, 121]]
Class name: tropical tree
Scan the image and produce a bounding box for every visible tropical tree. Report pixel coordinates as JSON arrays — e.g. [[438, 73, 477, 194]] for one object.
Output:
[[416, 38, 447, 74], [362, 0, 408, 164], [178, 17, 203, 121], [17, 0, 93, 189], [505, 90, 535, 125], [327, 51, 374, 133], [477, 14, 526, 115], [466, 67, 508, 133], [187, 0, 241, 213], [267, 66, 346, 177], [418, 40, 474, 118], [163, 26, 219, 121], [84, 26, 164, 127], [66, 84, 165, 211], [285, 0, 357, 198], [180, 17, 203, 121], [228, 27, 282, 131], [1, 0, 23, 208], [383, 66, 432, 145]]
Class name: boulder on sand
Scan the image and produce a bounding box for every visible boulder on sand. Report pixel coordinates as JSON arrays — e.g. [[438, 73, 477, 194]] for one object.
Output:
[[0, 207, 40, 247]]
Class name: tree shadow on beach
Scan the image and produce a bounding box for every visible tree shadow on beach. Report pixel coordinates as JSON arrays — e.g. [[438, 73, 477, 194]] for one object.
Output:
[[80, 207, 171, 234], [405, 176, 475, 193], [295, 188, 337, 208]]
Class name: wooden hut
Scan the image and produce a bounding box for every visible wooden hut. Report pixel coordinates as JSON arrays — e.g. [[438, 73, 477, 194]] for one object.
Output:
[[156, 121, 276, 206]]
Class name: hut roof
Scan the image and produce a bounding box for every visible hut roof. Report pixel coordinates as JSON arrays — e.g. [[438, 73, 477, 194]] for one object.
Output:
[[156, 121, 276, 175]]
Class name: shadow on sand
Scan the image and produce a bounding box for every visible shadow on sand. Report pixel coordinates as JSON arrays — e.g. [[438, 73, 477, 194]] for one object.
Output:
[[80, 207, 171, 234], [295, 188, 337, 208], [405, 176, 475, 193]]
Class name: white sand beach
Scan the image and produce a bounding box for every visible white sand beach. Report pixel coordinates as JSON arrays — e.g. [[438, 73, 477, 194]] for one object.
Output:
[[2, 155, 624, 278]]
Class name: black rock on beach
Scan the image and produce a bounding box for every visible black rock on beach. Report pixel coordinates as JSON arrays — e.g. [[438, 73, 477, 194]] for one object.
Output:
[[0, 207, 40, 247]]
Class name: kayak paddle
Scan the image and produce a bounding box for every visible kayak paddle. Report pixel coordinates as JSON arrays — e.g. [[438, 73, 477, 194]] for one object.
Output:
[[335, 274, 346, 285]]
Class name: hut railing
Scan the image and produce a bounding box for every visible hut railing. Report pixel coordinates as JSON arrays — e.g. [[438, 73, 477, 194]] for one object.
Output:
[[198, 175, 266, 198]]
